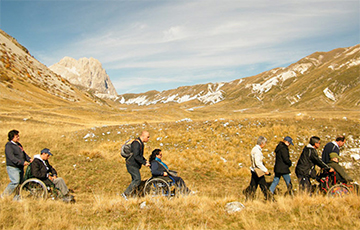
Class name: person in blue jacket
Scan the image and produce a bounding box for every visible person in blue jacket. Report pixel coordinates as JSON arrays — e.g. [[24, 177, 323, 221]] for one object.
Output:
[[149, 149, 190, 194]]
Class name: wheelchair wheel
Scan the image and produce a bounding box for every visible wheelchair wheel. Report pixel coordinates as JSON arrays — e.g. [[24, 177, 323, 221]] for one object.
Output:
[[144, 178, 171, 198], [327, 184, 351, 198], [20, 178, 48, 200]]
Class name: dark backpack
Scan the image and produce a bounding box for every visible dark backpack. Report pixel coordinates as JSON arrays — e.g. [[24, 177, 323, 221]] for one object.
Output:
[[121, 139, 140, 158]]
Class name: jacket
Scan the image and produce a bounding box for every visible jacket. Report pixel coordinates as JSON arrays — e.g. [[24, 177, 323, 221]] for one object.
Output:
[[5, 141, 31, 169], [150, 159, 178, 178], [273, 141, 292, 174], [126, 138, 147, 168], [321, 142, 340, 164], [150, 160, 167, 177], [295, 144, 330, 177], [327, 161, 353, 183], [250, 145, 267, 173], [31, 154, 58, 186]]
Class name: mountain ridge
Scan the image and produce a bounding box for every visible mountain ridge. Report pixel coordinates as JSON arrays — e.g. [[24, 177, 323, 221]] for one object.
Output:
[[1, 28, 359, 115], [117, 44, 360, 111]]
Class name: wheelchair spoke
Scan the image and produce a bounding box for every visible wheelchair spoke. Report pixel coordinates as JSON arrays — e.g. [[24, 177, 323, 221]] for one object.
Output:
[[20, 179, 48, 200]]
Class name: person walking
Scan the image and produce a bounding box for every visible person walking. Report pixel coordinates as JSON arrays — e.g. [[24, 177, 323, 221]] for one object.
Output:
[[295, 136, 333, 193], [245, 136, 273, 201], [1, 130, 32, 199], [321, 135, 346, 164], [121, 131, 150, 199], [269, 136, 294, 195]]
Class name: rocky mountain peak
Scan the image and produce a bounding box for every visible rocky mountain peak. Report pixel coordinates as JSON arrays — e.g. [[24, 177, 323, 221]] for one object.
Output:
[[50, 57, 117, 98]]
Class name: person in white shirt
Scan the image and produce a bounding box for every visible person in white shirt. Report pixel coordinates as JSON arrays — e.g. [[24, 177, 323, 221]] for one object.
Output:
[[244, 136, 273, 201]]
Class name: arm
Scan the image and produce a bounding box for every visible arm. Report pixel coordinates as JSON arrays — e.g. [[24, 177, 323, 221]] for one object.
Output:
[[18, 143, 31, 163], [311, 150, 330, 169], [254, 149, 268, 173], [281, 148, 292, 167], [46, 160, 58, 177], [131, 140, 147, 165]]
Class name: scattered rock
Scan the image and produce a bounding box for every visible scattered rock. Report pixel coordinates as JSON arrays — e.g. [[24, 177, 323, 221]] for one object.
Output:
[[351, 154, 360, 161], [140, 201, 147, 209], [225, 202, 245, 214]]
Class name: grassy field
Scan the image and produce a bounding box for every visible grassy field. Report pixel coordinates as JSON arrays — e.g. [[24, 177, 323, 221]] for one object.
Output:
[[0, 110, 359, 229]]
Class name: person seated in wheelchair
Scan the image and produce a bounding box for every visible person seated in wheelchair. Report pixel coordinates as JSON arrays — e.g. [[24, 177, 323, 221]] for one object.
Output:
[[327, 152, 354, 184], [149, 149, 190, 194], [31, 148, 74, 201]]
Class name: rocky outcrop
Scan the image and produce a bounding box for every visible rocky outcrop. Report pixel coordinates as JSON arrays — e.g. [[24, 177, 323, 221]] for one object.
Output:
[[50, 57, 117, 97]]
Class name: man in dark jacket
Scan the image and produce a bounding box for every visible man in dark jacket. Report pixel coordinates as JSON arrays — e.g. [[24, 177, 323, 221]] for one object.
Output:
[[321, 135, 346, 164], [269, 136, 294, 195], [31, 148, 73, 200], [295, 136, 333, 193], [121, 131, 150, 199], [1, 130, 32, 198]]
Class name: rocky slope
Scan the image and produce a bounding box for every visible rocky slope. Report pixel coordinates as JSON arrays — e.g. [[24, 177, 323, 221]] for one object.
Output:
[[0, 30, 80, 102], [49, 57, 117, 98]]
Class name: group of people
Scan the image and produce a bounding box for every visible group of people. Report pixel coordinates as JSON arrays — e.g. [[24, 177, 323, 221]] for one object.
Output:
[[245, 134, 352, 201], [1, 130, 74, 201], [1, 129, 353, 202]]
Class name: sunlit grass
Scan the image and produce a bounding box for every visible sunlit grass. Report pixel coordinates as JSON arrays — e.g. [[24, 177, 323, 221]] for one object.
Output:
[[0, 112, 359, 229]]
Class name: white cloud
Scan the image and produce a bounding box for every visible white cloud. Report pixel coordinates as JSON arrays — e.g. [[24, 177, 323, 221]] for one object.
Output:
[[24, 0, 358, 93]]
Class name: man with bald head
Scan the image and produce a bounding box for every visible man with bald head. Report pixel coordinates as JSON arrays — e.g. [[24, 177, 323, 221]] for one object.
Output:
[[122, 131, 150, 200]]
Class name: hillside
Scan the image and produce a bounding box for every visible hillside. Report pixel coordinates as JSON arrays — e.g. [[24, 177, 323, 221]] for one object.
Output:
[[117, 44, 360, 112], [0, 29, 125, 127], [1, 29, 360, 230]]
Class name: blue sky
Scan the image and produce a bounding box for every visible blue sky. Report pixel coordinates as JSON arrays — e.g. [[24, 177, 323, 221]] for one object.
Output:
[[0, 0, 359, 94]]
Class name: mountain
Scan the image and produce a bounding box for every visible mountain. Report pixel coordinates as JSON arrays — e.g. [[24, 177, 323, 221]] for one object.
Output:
[[49, 57, 117, 99], [117, 44, 360, 111], [1, 27, 359, 115], [0, 30, 82, 102], [0, 29, 113, 121]]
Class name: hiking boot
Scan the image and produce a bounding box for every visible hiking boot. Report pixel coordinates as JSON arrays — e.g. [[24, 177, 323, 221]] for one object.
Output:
[[63, 194, 75, 203]]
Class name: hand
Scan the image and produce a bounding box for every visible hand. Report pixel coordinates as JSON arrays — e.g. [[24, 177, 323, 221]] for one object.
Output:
[[24, 162, 29, 166], [29, 158, 33, 163], [163, 172, 168, 177], [265, 171, 270, 175], [145, 161, 150, 167], [329, 168, 334, 172]]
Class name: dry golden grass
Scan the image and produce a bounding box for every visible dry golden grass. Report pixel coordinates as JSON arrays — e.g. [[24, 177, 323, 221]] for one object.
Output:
[[0, 110, 360, 229]]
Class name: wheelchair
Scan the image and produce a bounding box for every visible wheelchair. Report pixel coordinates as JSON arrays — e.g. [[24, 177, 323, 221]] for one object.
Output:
[[143, 175, 189, 198], [19, 164, 64, 200], [315, 169, 359, 197]]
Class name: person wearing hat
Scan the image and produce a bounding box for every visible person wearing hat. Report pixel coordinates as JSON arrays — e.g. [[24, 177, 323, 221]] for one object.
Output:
[[32, 148, 73, 200], [269, 136, 294, 195], [327, 152, 353, 183]]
